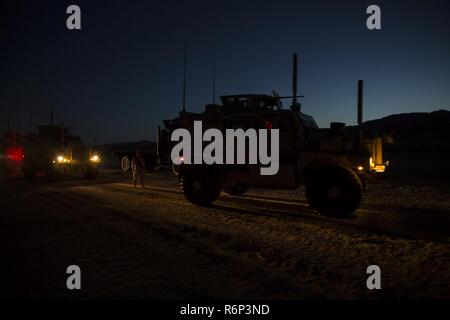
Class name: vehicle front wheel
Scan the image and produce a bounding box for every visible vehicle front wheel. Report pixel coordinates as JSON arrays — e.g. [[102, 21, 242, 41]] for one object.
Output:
[[179, 166, 222, 206], [305, 166, 362, 218]]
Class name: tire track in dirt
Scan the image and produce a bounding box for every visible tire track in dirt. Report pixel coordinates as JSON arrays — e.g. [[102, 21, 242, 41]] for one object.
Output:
[[4, 172, 449, 298], [31, 186, 321, 299], [62, 183, 450, 299], [96, 182, 450, 243]]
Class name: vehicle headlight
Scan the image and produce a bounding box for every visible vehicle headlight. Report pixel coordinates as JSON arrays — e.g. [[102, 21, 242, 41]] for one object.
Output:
[[56, 155, 70, 163], [90, 155, 101, 163]]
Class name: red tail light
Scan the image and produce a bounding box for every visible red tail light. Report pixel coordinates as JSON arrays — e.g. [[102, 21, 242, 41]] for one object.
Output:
[[6, 147, 24, 162]]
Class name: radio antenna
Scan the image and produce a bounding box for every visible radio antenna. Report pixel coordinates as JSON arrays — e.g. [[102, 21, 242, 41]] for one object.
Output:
[[182, 38, 187, 113], [290, 53, 302, 112], [212, 47, 216, 104]]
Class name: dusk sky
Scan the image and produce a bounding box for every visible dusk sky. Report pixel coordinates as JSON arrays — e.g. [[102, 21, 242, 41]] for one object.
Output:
[[1, 0, 449, 143]]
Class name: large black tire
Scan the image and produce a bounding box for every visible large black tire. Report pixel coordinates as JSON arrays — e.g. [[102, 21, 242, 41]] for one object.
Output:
[[121, 156, 131, 172], [305, 166, 362, 218], [224, 183, 249, 196], [179, 166, 222, 206]]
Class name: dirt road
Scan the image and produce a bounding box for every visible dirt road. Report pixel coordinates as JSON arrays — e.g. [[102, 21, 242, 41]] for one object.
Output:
[[1, 169, 449, 299]]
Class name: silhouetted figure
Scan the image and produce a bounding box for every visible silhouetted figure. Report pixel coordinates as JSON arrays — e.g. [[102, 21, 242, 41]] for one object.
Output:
[[131, 150, 146, 188]]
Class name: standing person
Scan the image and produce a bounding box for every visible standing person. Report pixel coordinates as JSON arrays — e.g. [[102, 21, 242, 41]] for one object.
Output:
[[131, 150, 146, 188]]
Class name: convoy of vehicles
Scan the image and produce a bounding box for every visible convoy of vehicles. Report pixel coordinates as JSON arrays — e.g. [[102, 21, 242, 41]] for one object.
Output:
[[3, 54, 392, 217]]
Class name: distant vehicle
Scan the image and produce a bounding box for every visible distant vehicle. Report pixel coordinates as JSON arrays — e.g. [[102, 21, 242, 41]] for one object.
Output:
[[111, 141, 158, 172], [0, 131, 24, 176], [22, 124, 100, 181], [109, 129, 177, 174], [163, 54, 392, 217], [112, 128, 181, 175]]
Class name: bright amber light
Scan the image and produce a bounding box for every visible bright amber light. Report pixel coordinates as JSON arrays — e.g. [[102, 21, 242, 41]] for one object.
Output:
[[357, 166, 364, 171], [90, 155, 101, 163], [56, 155, 70, 163]]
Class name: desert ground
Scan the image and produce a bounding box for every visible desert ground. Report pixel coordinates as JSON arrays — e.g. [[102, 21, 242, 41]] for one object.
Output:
[[0, 167, 449, 299]]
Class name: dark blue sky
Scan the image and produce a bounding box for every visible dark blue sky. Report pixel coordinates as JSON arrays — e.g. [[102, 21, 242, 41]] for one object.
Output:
[[1, 0, 449, 143]]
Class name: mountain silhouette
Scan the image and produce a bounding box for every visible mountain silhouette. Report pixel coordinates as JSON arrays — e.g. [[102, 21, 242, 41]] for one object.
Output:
[[361, 109, 450, 151]]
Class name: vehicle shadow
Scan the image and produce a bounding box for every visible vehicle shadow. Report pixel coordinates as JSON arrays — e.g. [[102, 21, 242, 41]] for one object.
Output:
[[211, 198, 450, 244]]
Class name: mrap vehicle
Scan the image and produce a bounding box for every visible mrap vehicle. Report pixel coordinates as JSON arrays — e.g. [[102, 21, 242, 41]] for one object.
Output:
[[0, 131, 25, 176], [164, 54, 391, 217], [22, 124, 101, 181]]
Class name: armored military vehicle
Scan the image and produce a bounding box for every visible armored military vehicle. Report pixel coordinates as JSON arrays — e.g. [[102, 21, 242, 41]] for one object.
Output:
[[0, 131, 24, 176], [164, 54, 391, 217], [22, 124, 100, 181]]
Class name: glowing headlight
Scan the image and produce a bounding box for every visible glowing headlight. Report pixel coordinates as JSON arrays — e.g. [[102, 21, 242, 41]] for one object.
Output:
[[56, 155, 70, 163], [357, 166, 364, 171], [90, 155, 101, 163]]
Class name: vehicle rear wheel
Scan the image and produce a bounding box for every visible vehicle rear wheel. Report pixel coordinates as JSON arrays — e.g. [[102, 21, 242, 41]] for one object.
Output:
[[180, 166, 222, 206], [305, 166, 362, 218], [121, 156, 131, 172], [224, 183, 249, 196]]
